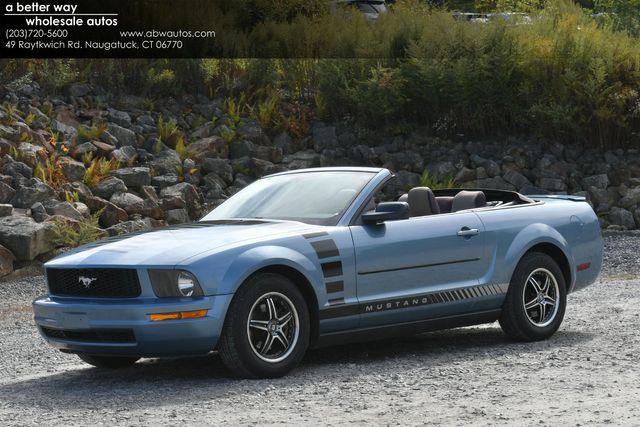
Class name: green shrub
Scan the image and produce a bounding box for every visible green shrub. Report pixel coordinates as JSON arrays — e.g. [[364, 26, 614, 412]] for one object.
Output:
[[51, 209, 106, 248]]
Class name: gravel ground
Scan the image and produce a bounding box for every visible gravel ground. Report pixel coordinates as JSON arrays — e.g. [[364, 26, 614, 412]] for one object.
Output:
[[0, 234, 638, 425]]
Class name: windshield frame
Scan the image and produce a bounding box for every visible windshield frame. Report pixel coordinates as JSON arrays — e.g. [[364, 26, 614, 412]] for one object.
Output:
[[200, 169, 382, 226]]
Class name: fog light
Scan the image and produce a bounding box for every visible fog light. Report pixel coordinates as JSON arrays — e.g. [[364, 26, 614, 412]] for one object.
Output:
[[150, 310, 208, 322]]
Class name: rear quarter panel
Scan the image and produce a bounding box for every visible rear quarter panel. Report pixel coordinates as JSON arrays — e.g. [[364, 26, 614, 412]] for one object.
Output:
[[475, 199, 602, 294]]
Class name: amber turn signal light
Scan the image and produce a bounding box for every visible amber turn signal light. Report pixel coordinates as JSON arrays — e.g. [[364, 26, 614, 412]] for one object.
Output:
[[150, 310, 208, 322]]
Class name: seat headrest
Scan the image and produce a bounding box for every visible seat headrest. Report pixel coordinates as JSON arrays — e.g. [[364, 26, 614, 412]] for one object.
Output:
[[398, 194, 408, 203], [408, 187, 440, 217], [451, 191, 487, 212]]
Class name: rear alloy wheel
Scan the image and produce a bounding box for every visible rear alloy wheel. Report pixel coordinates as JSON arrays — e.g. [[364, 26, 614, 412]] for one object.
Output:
[[77, 354, 139, 369], [218, 273, 310, 378], [499, 252, 567, 341]]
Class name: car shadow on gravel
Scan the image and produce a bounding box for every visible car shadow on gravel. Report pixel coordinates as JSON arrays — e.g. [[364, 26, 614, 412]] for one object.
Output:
[[0, 326, 594, 409]]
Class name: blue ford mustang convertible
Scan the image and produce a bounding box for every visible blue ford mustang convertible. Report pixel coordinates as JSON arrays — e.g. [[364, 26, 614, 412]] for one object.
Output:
[[33, 167, 602, 378]]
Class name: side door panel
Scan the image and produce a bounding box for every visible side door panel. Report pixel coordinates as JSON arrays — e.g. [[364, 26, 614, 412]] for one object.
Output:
[[350, 212, 492, 328]]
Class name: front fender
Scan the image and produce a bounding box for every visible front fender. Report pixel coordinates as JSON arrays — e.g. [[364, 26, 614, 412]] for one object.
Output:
[[501, 223, 574, 288], [218, 245, 323, 295]]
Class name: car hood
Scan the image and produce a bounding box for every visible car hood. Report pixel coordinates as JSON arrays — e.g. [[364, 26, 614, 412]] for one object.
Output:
[[45, 220, 318, 268]]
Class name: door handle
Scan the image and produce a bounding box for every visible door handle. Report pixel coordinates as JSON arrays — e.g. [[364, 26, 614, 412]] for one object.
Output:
[[457, 227, 480, 237]]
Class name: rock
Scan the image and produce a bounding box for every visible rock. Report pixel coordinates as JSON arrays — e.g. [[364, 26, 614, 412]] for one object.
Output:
[[166, 208, 190, 224], [0, 244, 15, 277], [384, 170, 421, 198], [49, 202, 84, 221], [93, 176, 128, 199], [12, 180, 55, 209], [484, 160, 501, 178], [609, 207, 636, 229], [17, 142, 46, 165], [0, 204, 12, 217], [273, 132, 293, 154], [203, 173, 227, 200], [3, 160, 32, 181], [160, 183, 202, 220], [188, 136, 228, 161], [282, 150, 321, 170], [107, 122, 136, 147], [587, 186, 618, 211], [474, 177, 516, 191], [0, 216, 54, 261], [149, 150, 182, 175], [538, 177, 566, 192], [58, 157, 86, 181], [312, 125, 338, 151], [426, 161, 457, 181], [237, 120, 268, 145], [0, 181, 16, 204], [73, 202, 90, 217], [110, 167, 151, 188], [106, 219, 152, 237], [109, 147, 137, 165], [381, 151, 424, 174], [71, 142, 98, 159], [454, 167, 476, 183], [107, 108, 132, 128], [503, 170, 532, 189], [190, 122, 217, 139], [202, 158, 233, 184], [91, 140, 116, 156], [141, 185, 159, 202], [60, 181, 93, 202], [582, 174, 609, 190], [68, 83, 90, 97], [85, 196, 128, 228], [151, 174, 181, 190], [110, 192, 145, 215], [619, 187, 640, 209], [140, 198, 164, 220], [30, 202, 49, 222]]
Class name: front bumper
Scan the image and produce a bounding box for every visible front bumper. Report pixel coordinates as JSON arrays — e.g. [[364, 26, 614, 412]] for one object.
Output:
[[32, 294, 234, 357]]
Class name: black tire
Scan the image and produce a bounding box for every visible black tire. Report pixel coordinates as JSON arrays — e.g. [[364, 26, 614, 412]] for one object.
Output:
[[77, 354, 139, 369], [499, 252, 567, 341], [218, 273, 310, 379]]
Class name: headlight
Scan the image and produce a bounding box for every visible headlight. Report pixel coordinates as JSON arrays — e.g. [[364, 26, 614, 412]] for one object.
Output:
[[148, 269, 204, 298]]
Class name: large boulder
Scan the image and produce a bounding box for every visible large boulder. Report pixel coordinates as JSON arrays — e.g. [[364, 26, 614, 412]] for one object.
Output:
[[609, 207, 636, 229], [0, 244, 15, 277], [0, 181, 16, 204], [84, 196, 129, 228], [201, 158, 233, 184], [0, 216, 54, 261], [48, 202, 84, 221], [110, 192, 145, 215], [58, 157, 86, 182], [582, 174, 609, 190], [93, 176, 128, 199], [107, 123, 137, 147], [188, 136, 228, 161], [149, 150, 182, 175], [12, 180, 55, 209], [107, 108, 132, 128], [110, 167, 151, 188], [160, 183, 202, 220]]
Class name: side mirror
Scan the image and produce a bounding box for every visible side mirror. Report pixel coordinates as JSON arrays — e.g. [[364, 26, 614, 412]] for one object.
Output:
[[362, 202, 410, 225]]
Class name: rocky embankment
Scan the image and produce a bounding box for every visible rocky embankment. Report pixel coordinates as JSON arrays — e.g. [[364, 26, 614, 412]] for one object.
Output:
[[0, 81, 639, 278]]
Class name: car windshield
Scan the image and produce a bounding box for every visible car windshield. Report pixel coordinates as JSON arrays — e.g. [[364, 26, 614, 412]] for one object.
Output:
[[201, 171, 376, 225]]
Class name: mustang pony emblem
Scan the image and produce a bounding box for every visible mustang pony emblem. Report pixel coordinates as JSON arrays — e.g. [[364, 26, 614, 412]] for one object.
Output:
[[78, 276, 98, 288]]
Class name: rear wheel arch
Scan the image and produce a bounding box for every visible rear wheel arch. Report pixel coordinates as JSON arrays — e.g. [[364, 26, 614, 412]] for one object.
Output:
[[521, 243, 572, 291]]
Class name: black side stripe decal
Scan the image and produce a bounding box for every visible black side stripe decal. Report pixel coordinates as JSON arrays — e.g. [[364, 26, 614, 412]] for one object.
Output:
[[319, 284, 507, 320], [321, 261, 343, 278], [311, 240, 340, 259], [326, 281, 344, 294], [358, 258, 481, 275]]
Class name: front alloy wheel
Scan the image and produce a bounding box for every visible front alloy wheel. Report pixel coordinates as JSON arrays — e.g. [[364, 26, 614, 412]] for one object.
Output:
[[218, 273, 310, 378], [247, 292, 300, 363]]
